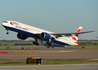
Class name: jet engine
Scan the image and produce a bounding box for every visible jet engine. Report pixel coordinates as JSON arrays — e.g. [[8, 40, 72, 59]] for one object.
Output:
[[40, 32, 51, 41], [17, 33, 27, 40]]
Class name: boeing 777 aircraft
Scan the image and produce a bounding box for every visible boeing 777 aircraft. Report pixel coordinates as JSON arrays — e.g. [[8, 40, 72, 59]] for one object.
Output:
[[2, 20, 94, 48]]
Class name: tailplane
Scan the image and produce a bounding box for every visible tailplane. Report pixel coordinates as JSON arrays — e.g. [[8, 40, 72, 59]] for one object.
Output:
[[71, 26, 83, 42]]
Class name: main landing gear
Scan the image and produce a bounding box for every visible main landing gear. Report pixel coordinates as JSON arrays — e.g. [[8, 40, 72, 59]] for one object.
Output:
[[47, 46, 54, 49], [46, 42, 54, 49], [33, 39, 39, 46]]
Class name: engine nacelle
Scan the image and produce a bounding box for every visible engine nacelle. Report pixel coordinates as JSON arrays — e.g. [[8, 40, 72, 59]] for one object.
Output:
[[40, 32, 51, 41], [17, 33, 27, 40]]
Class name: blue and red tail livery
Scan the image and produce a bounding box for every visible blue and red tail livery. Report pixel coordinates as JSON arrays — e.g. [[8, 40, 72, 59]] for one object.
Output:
[[71, 26, 83, 42], [75, 26, 82, 33]]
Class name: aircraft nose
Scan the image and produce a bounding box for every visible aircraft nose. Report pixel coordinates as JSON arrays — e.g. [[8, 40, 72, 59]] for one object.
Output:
[[2, 21, 8, 26], [2, 22, 5, 26]]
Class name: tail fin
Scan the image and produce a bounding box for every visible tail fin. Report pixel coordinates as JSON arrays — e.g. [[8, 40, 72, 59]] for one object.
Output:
[[71, 26, 83, 42]]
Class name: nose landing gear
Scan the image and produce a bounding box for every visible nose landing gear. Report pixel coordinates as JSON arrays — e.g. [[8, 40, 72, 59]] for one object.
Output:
[[6, 28, 9, 34], [6, 32, 9, 34]]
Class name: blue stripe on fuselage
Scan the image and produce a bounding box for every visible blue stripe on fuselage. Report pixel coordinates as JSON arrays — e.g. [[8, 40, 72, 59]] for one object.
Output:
[[4, 26, 70, 46], [4, 26, 40, 38], [52, 39, 70, 46]]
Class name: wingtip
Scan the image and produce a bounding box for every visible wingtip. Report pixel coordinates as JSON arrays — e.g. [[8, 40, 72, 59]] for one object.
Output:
[[92, 30, 95, 32]]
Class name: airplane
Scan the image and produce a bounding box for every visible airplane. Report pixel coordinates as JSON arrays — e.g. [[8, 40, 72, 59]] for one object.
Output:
[[2, 20, 94, 48]]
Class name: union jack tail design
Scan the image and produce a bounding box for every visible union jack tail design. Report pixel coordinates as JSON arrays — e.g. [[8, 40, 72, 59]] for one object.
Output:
[[71, 26, 83, 42]]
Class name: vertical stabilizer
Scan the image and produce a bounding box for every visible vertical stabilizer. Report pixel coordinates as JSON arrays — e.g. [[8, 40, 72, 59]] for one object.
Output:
[[75, 26, 83, 33], [71, 26, 83, 42]]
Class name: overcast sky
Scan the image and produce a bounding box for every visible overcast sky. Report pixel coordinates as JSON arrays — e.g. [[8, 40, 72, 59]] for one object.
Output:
[[0, 0, 98, 40]]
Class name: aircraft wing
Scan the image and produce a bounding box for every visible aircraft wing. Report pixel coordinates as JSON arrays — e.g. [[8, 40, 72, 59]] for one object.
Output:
[[78, 41, 95, 43], [50, 31, 94, 37]]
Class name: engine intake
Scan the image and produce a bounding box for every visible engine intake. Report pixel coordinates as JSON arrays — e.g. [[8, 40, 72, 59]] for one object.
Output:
[[41, 32, 51, 41], [17, 33, 27, 40]]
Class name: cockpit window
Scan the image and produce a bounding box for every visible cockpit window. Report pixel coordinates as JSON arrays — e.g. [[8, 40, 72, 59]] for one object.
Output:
[[4, 21, 8, 23]]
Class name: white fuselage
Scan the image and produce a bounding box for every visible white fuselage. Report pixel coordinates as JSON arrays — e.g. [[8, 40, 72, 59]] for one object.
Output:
[[2, 20, 78, 46]]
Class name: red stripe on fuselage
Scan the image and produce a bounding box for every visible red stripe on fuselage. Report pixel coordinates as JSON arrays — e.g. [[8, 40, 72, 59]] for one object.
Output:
[[10, 22, 19, 25]]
